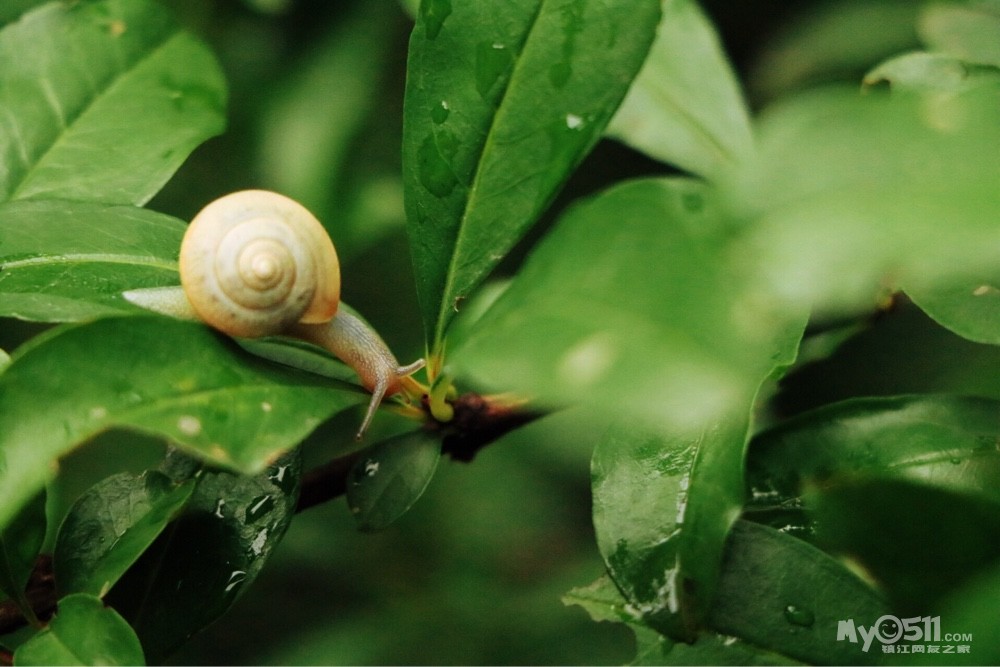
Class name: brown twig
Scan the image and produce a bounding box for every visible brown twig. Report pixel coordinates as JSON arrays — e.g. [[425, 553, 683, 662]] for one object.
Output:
[[0, 555, 56, 637], [294, 392, 543, 512]]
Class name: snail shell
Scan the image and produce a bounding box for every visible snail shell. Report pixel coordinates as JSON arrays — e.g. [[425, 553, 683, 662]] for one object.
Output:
[[179, 190, 341, 338]]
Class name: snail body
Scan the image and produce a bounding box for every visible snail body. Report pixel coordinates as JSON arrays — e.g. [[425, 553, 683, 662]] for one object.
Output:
[[124, 190, 424, 439]]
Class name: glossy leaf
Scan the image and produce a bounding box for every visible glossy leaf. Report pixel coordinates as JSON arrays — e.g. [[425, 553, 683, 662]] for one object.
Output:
[[452, 178, 793, 436], [402, 0, 661, 350], [0, 316, 363, 532], [0, 0, 226, 205], [107, 450, 300, 664], [747, 395, 1000, 510], [13, 593, 145, 666], [732, 85, 1000, 318], [54, 471, 195, 598], [707, 521, 889, 666], [0, 490, 45, 613], [607, 0, 753, 182], [810, 477, 1000, 612], [906, 275, 1000, 344], [0, 201, 184, 321], [920, 1, 1000, 68], [346, 430, 441, 532], [592, 415, 749, 641]]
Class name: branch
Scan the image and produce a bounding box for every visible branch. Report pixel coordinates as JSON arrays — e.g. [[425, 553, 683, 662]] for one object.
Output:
[[0, 555, 55, 637], [296, 392, 543, 511]]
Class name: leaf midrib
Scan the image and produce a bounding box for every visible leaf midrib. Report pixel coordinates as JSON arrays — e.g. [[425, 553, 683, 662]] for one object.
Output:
[[7, 22, 180, 202], [433, 0, 548, 351]]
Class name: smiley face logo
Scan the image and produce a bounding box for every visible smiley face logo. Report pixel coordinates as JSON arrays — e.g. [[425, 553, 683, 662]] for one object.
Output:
[[875, 615, 903, 644]]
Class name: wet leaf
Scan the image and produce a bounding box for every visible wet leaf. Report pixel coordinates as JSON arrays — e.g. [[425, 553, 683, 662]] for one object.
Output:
[[707, 521, 889, 666], [402, 0, 660, 351], [13, 593, 145, 666], [747, 394, 1000, 509], [54, 471, 195, 598], [0, 0, 226, 205], [592, 414, 750, 641], [0, 316, 362, 532], [607, 0, 753, 181], [107, 450, 300, 664], [346, 430, 441, 532], [0, 201, 184, 322]]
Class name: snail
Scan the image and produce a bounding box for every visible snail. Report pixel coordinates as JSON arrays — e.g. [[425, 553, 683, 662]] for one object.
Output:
[[124, 190, 425, 440]]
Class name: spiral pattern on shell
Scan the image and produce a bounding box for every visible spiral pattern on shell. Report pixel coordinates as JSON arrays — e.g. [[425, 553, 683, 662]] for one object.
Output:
[[179, 190, 341, 338]]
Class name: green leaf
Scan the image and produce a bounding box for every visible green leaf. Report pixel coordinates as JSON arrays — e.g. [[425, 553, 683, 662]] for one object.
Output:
[[346, 430, 441, 532], [732, 85, 1000, 318], [906, 275, 1000, 344], [402, 0, 661, 351], [606, 0, 753, 182], [592, 412, 750, 641], [707, 521, 889, 666], [0, 0, 226, 205], [920, 1, 1000, 68], [747, 395, 1000, 510], [633, 626, 802, 666], [0, 347, 8, 371], [107, 450, 300, 664], [452, 178, 791, 435], [562, 574, 638, 626], [0, 490, 45, 616], [0, 201, 184, 322], [864, 51, 1000, 92], [54, 471, 195, 598], [810, 477, 1000, 612], [0, 315, 363, 532], [13, 592, 144, 666]]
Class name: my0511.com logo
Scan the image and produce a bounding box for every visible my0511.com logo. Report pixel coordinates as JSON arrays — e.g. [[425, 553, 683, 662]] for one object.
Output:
[[837, 615, 973, 656]]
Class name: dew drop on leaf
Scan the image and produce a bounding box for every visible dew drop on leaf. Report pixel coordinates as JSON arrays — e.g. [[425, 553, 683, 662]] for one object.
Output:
[[784, 604, 815, 628]]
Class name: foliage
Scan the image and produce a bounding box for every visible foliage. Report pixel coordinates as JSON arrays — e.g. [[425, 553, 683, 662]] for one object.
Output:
[[1, 0, 999, 664]]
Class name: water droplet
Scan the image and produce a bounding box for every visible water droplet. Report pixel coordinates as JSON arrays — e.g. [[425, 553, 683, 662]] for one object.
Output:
[[225, 570, 247, 593], [213, 498, 226, 519], [431, 100, 450, 125], [950, 457, 963, 465], [89, 406, 108, 420], [245, 494, 275, 523], [565, 113, 584, 130], [784, 604, 815, 628], [364, 460, 379, 477], [177, 415, 202, 437], [420, 0, 452, 40], [249, 528, 268, 557], [260, 401, 272, 413], [417, 131, 459, 197], [475, 41, 513, 104]]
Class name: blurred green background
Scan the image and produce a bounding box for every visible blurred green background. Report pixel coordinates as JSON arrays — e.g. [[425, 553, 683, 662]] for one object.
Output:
[[8, 0, 959, 663]]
